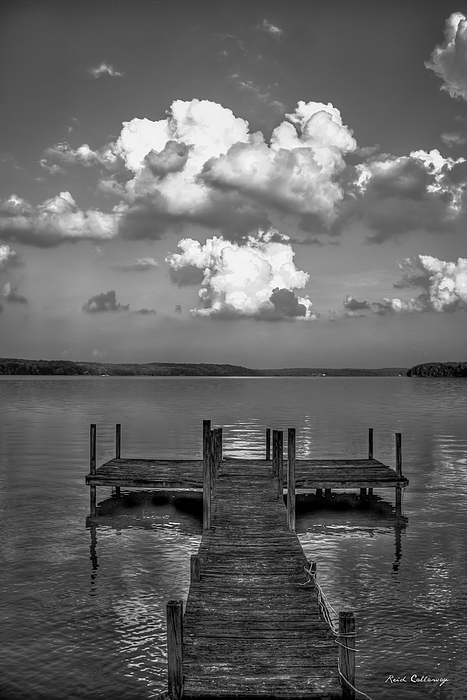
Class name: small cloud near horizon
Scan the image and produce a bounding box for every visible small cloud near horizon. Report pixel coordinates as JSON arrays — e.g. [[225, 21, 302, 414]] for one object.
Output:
[[88, 62, 124, 79]]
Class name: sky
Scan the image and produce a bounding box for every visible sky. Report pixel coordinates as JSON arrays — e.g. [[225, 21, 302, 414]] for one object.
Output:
[[1, 0, 467, 368]]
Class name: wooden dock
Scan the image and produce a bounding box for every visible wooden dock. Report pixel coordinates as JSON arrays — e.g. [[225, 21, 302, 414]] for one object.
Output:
[[85, 422, 409, 699]]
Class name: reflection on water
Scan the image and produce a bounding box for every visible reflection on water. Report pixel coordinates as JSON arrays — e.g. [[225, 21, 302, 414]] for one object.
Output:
[[1, 376, 466, 699]]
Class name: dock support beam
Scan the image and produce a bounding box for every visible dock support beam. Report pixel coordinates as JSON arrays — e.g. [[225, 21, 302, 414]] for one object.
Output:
[[395, 432, 402, 518], [339, 611, 356, 700], [167, 600, 184, 700], [203, 420, 212, 530], [272, 430, 283, 499], [266, 428, 271, 461], [90, 424, 97, 516], [115, 424, 121, 498], [287, 428, 296, 531]]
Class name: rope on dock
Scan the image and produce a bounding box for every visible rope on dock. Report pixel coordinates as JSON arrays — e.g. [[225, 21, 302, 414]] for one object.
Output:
[[302, 562, 374, 700]]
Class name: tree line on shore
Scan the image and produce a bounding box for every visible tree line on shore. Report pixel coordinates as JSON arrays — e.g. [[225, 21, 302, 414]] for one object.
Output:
[[0, 357, 410, 377]]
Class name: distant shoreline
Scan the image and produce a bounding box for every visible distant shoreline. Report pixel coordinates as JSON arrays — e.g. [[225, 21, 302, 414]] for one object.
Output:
[[0, 357, 407, 377], [1, 358, 465, 377]]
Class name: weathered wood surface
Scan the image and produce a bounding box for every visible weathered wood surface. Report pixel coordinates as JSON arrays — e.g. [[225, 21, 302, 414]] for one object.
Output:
[[182, 459, 341, 699], [85, 456, 408, 491]]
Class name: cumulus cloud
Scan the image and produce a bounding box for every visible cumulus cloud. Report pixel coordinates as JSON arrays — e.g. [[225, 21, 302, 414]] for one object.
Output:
[[259, 19, 283, 38], [0, 192, 120, 247], [88, 62, 123, 79], [425, 13, 467, 100], [165, 228, 315, 320], [342, 149, 467, 242], [1, 282, 28, 303], [52, 98, 351, 241], [82, 289, 129, 313], [110, 257, 159, 272], [0, 244, 23, 270], [347, 256, 467, 315]]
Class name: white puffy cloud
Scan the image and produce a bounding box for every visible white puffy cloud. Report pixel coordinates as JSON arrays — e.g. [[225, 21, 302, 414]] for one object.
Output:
[[425, 13, 467, 100], [0, 192, 121, 247], [41, 98, 352, 241], [165, 229, 315, 320], [88, 62, 123, 79], [349, 256, 467, 315], [0, 244, 22, 270], [201, 101, 356, 226]]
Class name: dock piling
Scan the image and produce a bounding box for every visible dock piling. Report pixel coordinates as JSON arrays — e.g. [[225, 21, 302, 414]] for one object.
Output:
[[115, 424, 121, 498], [272, 430, 284, 499], [90, 424, 97, 516], [167, 600, 184, 700], [203, 420, 212, 530], [395, 432, 402, 518], [339, 611, 356, 700], [266, 428, 271, 460], [287, 428, 296, 531], [368, 428, 373, 460]]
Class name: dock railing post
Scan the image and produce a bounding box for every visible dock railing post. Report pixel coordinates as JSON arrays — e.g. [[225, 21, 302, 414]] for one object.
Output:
[[395, 432, 402, 518], [266, 428, 271, 461], [272, 430, 279, 480], [287, 428, 296, 530], [167, 600, 184, 700], [368, 428, 373, 460], [90, 424, 97, 516], [115, 424, 121, 498], [203, 420, 212, 530], [339, 611, 356, 700], [273, 430, 283, 499]]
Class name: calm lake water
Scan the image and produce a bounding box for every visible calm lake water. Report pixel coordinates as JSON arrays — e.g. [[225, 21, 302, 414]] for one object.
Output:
[[1, 376, 466, 700]]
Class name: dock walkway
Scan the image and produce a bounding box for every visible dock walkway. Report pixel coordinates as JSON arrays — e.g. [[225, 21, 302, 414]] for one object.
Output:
[[182, 458, 341, 698], [85, 422, 409, 699]]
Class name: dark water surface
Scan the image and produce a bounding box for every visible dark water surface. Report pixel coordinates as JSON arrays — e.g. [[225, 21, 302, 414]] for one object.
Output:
[[1, 377, 466, 700]]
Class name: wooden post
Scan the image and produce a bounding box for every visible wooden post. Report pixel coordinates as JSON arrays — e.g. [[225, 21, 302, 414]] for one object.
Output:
[[190, 555, 200, 582], [368, 428, 373, 460], [360, 488, 367, 498], [272, 430, 279, 480], [115, 424, 121, 498], [368, 488, 373, 497], [116, 424, 121, 458], [339, 611, 356, 700], [325, 488, 331, 497], [167, 600, 183, 700], [316, 488, 323, 497], [203, 420, 212, 530], [90, 424, 97, 516], [395, 432, 402, 518], [273, 431, 283, 499], [266, 428, 271, 460], [287, 429, 296, 530]]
